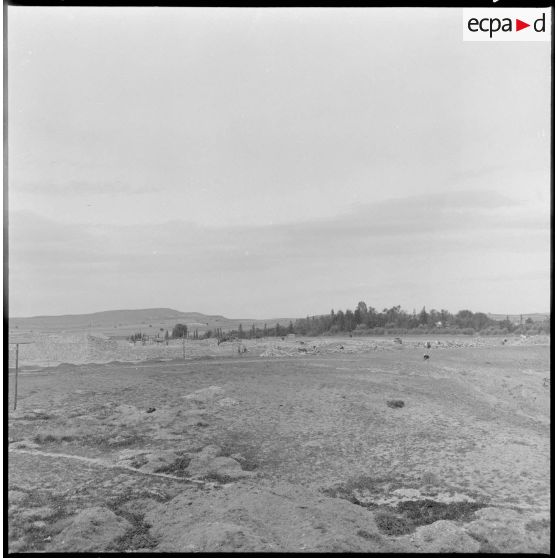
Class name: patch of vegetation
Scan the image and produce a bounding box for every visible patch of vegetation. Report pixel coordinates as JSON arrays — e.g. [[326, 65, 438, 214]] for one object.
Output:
[[420, 471, 439, 486], [94, 433, 146, 450], [356, 529, 382, 542], [129, 455, 149, 469], [106, 493, 160, 551], [33, 430, 79, 444], [107, 513, 158, 551], [467, 532, 501, 553], [322, 475, 394, 505], [201, 472, 236, 484], [525, 518, 550, 532], [374, 511, 415, 536], [395, 499, 485, 526], [15, 411, 54, 421], [386, 400, 405, 409], [8, 492, 70, 552], [324, 477, 487, 537], [154, 456, 191, 476], [217, 443, 259, 471]]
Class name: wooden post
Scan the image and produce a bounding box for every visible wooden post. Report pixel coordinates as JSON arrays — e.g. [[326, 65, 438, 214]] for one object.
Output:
[[182, 332, 186, 360], [14, 344, 19, 410]]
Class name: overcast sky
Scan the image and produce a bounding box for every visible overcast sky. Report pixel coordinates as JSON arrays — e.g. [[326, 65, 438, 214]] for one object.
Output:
[[8, 7, 550, 318]]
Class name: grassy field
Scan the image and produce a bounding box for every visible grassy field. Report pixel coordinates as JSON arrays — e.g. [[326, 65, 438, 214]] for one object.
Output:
[[8, 336, 551, 552]]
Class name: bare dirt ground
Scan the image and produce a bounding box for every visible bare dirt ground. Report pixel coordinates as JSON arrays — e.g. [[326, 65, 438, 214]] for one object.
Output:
[[8, 336, 550, 552]]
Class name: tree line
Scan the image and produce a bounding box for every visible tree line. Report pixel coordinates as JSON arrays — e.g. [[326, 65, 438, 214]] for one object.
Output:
[[162, 301, 549, 341], [291, 303, 549, 336]]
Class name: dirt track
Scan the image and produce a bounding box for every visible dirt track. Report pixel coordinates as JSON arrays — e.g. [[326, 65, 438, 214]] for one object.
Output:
[[8, 337, 551, 552]]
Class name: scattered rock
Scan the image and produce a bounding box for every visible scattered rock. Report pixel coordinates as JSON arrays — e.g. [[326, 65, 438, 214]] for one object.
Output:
[[50, 507, 131, 552], [32, 520, 47, 529], [146, 407, 156, 413], [410, 520, 480, 553]]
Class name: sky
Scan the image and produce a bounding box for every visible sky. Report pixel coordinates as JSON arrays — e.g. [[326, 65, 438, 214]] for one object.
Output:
[[8, 7, 551, 319]]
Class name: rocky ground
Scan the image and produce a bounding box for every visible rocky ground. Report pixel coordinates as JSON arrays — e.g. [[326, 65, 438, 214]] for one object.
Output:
[[7, 337, 551, 552]]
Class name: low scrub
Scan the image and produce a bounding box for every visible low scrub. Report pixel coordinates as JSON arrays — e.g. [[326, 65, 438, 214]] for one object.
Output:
[[33, 428, 83, 444], [154, 457, 191, 476], [386, 400, 405, 409]]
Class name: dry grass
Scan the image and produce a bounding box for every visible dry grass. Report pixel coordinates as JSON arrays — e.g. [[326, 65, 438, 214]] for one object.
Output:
[[33, 428, 83, 444], [154, 457, 191, 476]]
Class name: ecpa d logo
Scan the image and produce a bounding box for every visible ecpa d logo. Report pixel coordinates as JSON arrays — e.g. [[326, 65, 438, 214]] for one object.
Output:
[[463, 8, 551, 41]]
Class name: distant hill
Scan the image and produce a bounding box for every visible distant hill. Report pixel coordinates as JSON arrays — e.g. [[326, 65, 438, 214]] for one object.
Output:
[[487, 313, 549, 323], [9, 308, 295, 337]]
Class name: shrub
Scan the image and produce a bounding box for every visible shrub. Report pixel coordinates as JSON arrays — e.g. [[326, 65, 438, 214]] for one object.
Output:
[[386, 400, 405, 409]]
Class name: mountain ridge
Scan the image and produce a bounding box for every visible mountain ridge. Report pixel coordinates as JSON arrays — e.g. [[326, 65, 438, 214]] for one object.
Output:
[[9, 307, 295, 336]]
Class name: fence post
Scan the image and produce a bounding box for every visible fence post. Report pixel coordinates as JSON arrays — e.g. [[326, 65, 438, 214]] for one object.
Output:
[[14, 344, 19, 411]]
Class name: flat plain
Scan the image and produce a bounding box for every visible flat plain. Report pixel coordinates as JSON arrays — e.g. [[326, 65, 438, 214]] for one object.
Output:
[[8, 335, 551, 553]]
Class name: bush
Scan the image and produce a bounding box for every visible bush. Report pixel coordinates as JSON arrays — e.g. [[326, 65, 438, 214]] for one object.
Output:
[[387, 400, 405, 408]]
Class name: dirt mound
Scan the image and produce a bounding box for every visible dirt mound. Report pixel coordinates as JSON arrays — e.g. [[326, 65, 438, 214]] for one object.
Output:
[[408, 520, 480, 552], [145, 480, 401, 552], [187, 449, 254, 481], [463, 507, 550, 553], [50, 507, 131, 552]]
